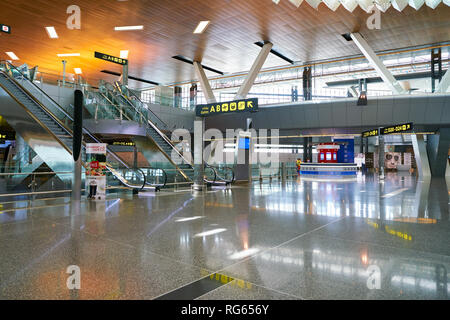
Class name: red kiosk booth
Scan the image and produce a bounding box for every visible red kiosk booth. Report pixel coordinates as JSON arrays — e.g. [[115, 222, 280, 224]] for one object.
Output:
[[317, 143, 340, 163]]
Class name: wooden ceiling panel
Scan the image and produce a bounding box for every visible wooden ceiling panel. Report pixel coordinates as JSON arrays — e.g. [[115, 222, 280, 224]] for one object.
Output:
[[0, 0, 449, 88]]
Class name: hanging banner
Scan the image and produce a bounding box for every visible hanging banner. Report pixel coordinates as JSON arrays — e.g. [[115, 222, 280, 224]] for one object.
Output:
[[196, 98, 258, 117], [86, 143, 107, 200]]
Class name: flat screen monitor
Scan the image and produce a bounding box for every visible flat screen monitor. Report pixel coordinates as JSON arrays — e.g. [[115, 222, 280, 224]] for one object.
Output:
[[238, 137, 250, 150]]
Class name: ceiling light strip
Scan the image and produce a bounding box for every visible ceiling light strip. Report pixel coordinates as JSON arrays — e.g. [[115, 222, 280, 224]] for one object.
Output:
[[193, 21, 210, 34], [114, 25, 144, 31], [45, 26, 58, 39], [5, 52, 19, 60]]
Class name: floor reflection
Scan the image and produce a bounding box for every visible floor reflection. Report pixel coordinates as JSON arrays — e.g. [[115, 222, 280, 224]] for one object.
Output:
[[250, 173, 449, 223]]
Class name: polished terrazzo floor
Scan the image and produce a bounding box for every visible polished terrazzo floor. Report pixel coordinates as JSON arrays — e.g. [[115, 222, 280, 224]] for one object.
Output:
[[0, 172, 449, 300]]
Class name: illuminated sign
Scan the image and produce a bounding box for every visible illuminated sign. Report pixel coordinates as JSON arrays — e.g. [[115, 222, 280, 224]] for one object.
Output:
[[112, 141, 135, 146], [1, 24, 11, 34], [94, 51, 128, 65], [381, 123, 412, 135], [362, 129, 379, 138], [196, 98, 258, 117]]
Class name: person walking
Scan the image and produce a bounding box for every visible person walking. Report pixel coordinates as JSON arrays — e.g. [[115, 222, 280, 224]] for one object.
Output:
[[296, 158, 302, 175]]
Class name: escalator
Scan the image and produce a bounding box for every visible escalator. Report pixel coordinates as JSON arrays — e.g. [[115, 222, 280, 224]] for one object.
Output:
[[0, 61, 166, 192], [101, 81, 235, 186]]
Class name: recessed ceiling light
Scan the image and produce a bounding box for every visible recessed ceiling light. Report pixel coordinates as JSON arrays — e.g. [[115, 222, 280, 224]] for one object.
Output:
[[45, 26, 58, 39], [114, 25, 144, 31], [193, 21, 210, 34], [120, 50, 129, 59], [5, 52, 19, 60], [57, 53, 80, 57], [74, 68, 82, 74]]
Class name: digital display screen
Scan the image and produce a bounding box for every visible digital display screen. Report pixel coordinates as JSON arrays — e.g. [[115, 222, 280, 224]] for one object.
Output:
[[238, 137, 250, 150]]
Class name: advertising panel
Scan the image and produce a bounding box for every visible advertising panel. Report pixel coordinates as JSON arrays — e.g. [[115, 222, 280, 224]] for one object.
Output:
[[86, 143, 107, 200]]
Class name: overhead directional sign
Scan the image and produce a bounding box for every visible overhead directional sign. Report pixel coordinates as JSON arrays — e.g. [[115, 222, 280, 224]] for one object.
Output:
[[196, 98, 258, 117], [362, 128, 379, 138], [1, 24, 11, 34], [362, 123, 413, 137], [94, 51, 128, 65], [381, 123, 413, 135]]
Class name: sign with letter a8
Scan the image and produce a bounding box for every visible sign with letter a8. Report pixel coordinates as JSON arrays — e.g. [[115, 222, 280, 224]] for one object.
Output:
[[196, 98, 258, 117]]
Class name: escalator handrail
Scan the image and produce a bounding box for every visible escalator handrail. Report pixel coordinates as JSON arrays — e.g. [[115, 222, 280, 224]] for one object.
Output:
[[86, 90, 133, 122], [203, 164, 217, 184], [106, 164, 146, 191], [205, 164, 235, 184], [103, 81, 195, 178], [103, 84, 146, 123], [3, 64, 232, 187], [110, 81, 235, 186], [3, 61, 76, 128], [0, 72, 74, 157], [141, 167, 168, 188], [1, 63, 164, 190]]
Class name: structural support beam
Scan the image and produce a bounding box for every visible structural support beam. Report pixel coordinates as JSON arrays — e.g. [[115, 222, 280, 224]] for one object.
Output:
[[411, 134, 431, 179], [193, 118, 205, 191], [193, 61, 216, 103], [426, 128, 450, 177], [348, 85, 358, 97], [235, 42, 273, 100], [435, 68, 450, 93], [350, 33, 406, 95], [122, 64, 129, 86]]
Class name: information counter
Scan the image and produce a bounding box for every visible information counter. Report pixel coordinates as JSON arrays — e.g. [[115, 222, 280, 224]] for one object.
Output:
[[300, 163, 357, 177]]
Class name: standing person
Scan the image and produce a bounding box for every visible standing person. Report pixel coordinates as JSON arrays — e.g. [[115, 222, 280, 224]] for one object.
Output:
[[296, 158, 302, 175]]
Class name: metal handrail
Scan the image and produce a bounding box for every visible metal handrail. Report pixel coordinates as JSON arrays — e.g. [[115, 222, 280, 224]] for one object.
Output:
[[101, 81, 194, 181], [0, 171, 73, 177], [213, 165, 235, 184], [106, 165, 146, 191], [0, 73, 74, 156], [140, 167, 168, 188]]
